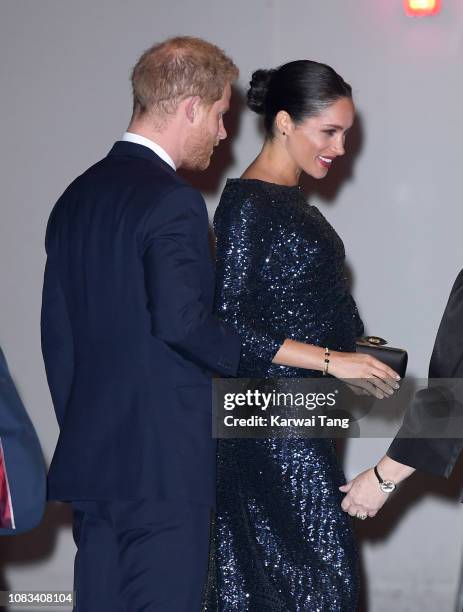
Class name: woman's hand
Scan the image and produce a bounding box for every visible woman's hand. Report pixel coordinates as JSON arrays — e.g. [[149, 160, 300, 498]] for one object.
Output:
[[339, 456, 415, 518], [329, 351, 400, 399]]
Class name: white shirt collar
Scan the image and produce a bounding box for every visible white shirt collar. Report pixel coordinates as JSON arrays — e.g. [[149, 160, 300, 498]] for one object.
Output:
[[121, 132, 176, 171]]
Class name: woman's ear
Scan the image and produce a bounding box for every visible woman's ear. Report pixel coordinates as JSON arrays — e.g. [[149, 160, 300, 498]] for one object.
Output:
[[275, 110, 293, 137]]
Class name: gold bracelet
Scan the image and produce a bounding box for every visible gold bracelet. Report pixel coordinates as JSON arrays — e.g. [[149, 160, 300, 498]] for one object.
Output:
[[323, 347, 330, 376]]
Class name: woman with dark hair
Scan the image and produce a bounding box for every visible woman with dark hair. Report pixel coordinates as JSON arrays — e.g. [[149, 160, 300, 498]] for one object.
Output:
[[203, 61, 399, 611]]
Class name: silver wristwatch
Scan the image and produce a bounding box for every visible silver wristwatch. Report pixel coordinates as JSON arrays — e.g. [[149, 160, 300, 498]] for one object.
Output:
[[374, 466, 396, 493]]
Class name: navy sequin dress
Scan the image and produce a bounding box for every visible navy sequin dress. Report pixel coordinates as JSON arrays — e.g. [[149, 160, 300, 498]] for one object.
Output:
[[203, 179, 364, 612]]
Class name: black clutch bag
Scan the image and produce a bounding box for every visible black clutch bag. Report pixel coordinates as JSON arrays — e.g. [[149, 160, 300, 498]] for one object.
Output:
[[356, 336, 408, 379]]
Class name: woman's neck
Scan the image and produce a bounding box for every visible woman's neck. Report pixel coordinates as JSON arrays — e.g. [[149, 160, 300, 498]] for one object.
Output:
[[241, 139, 301, 186]]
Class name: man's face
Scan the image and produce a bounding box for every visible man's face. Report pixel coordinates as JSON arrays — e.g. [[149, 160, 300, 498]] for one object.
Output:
[[183, 83, 231, 171]]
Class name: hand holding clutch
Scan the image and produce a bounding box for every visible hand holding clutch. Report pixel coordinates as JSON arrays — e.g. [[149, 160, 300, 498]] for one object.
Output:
[[356, 336, 408, 379]]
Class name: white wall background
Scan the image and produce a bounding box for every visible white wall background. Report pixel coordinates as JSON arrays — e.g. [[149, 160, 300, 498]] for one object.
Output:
[[1, 1, 463, 610]]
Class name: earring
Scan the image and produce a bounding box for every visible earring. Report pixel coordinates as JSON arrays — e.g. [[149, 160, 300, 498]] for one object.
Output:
[[282, 131, 286, 136]]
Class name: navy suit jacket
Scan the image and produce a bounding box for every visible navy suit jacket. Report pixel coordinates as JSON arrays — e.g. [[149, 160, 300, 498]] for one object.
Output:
[[42, 141, 241, 505]]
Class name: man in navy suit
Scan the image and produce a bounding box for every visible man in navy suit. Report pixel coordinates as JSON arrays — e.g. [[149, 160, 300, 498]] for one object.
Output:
[[41, 36, 241, 611]]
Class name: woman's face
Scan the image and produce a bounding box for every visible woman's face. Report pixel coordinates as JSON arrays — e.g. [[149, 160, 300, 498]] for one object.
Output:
[[286, 97, 355, 179]]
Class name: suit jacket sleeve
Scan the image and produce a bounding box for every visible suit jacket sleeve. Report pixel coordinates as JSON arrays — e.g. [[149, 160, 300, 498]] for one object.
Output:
[[142, 186, 241, 376], [41, 210, 75, 428], [387, 269, 463, 477]]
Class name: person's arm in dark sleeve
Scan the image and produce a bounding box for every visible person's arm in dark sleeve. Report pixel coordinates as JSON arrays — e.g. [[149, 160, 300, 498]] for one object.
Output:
[[142, 186, 241, 376], [213, 194, 288, 373], [40, 214, 75, 428], [387, 269, 463, 477], [348, 294, 365, 338], [387, 386, 463, 478]]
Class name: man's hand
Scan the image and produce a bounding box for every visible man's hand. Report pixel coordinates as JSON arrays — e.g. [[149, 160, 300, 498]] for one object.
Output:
[[339, 468, 388, 518]]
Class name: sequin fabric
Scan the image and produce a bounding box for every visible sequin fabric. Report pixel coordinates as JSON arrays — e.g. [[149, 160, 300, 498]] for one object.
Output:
[[203, 179, 364, 612]]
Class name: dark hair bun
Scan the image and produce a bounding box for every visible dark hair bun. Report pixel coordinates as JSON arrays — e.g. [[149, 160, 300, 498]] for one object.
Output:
[[246, 68, 276, 114]]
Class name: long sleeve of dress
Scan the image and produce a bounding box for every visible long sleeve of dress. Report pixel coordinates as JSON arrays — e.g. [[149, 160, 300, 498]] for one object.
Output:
[[214, 188, 286, 374], [348, 294, 365, 338]]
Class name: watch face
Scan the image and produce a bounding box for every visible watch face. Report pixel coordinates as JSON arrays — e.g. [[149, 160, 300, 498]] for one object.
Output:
[[380, 480, 396, 493]]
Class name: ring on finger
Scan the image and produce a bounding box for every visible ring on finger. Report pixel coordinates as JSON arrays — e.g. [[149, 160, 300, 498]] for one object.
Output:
[[356, 513, 367, 520]]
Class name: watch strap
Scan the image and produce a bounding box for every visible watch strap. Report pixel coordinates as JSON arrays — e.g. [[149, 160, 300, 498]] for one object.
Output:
[[374, 465, 383, 484]]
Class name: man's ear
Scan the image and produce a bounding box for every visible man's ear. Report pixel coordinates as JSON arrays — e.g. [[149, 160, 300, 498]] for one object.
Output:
[[184, 96, 201, 124]]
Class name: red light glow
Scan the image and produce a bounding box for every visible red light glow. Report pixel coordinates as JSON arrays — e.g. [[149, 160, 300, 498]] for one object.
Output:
[[404, 0, 441, 16]]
